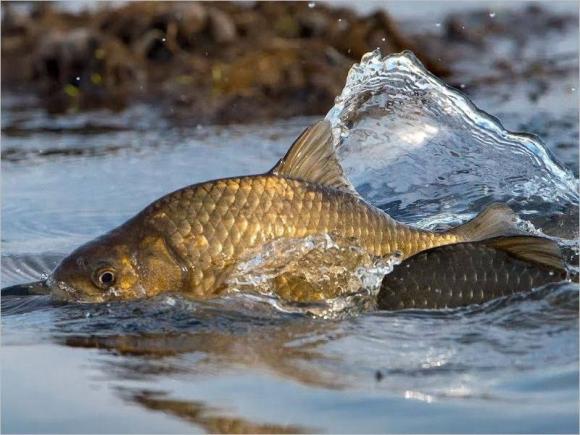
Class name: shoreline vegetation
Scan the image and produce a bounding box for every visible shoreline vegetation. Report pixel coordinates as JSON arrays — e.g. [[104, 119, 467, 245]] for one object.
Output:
[[1, 1, 576, 123]]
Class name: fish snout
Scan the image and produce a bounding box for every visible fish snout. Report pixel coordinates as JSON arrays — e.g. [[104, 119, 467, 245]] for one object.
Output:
[[1, 280, 50, 297], [45, 273, 78, 303], [46, 273, 106, 303]]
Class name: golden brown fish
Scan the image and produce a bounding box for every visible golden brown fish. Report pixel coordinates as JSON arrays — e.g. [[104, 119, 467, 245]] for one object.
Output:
[[42, 120, 532, 303]]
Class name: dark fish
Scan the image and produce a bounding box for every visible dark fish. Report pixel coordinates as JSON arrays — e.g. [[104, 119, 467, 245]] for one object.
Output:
[[378, 236, 572, 310]]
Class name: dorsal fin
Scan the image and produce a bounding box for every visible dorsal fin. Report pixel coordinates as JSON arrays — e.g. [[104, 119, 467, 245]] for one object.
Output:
[[483, 236, 566, 270], [270, 120, 358, 195], [448, 203, 521, 242]]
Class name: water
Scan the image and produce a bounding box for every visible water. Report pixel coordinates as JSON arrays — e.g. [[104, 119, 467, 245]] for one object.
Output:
[[329, 51, 578, 226], [2, 48, 579, 435]]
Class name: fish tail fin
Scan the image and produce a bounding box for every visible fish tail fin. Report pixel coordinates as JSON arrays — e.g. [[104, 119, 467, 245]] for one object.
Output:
[[448, 203, 520, 242], [483, 236, 566, 270], [447, 203, 569, 272]]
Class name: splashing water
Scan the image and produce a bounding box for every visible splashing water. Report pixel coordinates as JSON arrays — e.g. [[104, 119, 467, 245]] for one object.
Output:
[[226, 234, 402, 317], [326, 50, 579, 231]]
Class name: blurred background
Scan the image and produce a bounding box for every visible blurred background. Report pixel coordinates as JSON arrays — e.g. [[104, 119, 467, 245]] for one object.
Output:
[[2, 1, 578, 124]]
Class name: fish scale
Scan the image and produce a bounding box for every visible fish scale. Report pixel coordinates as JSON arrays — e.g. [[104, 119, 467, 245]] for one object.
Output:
[[142, 174, 457, 299]]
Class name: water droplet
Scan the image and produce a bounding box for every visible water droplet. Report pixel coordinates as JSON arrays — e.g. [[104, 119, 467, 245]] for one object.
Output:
[[489, 11, 496, 18], [381, 37, 386, 42], [75, 76, 80, 81], [308, 2, 315, 8], [460, 83, 466, 89], [571, 87, 576, 92], [338, 18, 342, 22], [435, 23, 441, 28], [161, 37, 166, 42]]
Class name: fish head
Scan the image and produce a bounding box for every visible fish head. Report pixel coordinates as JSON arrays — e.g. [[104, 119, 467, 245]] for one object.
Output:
[[49, 232, 145, 303], [48, 226, 185, 303]]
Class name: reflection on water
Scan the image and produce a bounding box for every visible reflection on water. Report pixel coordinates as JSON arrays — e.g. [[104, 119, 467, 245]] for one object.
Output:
[[60, 318, 344, 390], [119, 389, 311, 434], [4, 281, 577, 432]]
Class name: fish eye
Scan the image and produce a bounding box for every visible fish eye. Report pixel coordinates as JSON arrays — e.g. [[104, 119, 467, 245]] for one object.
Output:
[[94, 268, 116, 288]]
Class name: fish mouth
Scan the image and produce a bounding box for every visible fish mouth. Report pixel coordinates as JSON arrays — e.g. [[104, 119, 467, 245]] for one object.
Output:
[[45, 275, 105, 303], [1, 278, 90, 304], [1, 280, 50, 296]]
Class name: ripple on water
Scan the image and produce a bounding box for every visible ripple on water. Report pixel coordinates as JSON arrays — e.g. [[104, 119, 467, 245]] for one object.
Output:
[[1, 253, 61, 287], [2, 283, 576, 415]]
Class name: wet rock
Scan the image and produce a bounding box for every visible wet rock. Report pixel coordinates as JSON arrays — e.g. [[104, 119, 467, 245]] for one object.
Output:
[[297, 10, 330, 38], [175, 3, 208, 49], [138, 29, 174, 61], [207, 8, 236, 44], [30, 27, 143, 112]]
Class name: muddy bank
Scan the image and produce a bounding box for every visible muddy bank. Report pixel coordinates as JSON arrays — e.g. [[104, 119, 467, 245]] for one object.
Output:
[[1, 2, 577, 124]]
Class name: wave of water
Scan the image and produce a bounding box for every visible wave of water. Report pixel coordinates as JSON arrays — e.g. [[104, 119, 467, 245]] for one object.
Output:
[[326, 50, 579, 232], [225, 234, 402, 317]]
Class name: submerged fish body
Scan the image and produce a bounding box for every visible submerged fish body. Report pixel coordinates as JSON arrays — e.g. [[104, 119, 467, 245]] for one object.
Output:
[[45, 120, 543, 303], [378, 237, 571, 310]]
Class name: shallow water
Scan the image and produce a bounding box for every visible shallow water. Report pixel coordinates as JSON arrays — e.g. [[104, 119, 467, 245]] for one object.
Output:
[[2, 27, 580, 435]]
